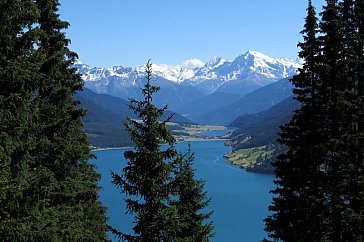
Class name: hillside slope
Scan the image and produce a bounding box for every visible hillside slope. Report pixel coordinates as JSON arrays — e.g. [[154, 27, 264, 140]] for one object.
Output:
[[195, 78, 293, 125]]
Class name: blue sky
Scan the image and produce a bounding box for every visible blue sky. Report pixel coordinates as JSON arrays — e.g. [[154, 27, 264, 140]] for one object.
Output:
[[59, 0, 326, 67]]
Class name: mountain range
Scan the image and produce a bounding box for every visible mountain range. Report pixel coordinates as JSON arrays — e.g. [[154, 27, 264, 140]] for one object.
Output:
[[75, 50, 301, 113]]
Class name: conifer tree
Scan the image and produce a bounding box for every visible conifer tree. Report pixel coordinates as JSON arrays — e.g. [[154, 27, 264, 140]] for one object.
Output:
[[171, 147, 214, 242], [0, 0, 39, 240], [26, 0, 108, 240], [264, 1, 328, 241], [110, 61, 214, 241], [265, 0, 364, 241], [110, 60, 180, 241], [345, 0, 364, 240], [1, 0, 108, 240]]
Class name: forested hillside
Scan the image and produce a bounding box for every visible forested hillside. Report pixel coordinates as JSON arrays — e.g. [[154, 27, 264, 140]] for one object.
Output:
[[76, 88, 193, 147]]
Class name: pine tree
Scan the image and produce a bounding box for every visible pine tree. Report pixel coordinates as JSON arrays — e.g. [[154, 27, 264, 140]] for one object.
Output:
[[1, 0, 108, 240], [264, 1, 328, 241], [25, 0, 108, 240], [318, 1, 354, 240], [265, 0, 364, 241], [110, 60, 180, 241], [171, 146, 214, 242], [345, 0, 364, 240], [0, 0, 39, 240], [110, 61, 214, 241]]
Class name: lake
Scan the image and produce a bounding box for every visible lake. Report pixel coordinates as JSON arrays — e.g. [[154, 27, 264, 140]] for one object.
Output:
[[195, 128, 236, 137], [92, 140, 274, 241]]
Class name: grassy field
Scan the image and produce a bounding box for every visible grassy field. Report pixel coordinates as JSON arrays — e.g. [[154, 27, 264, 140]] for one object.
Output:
[[166, 122, 228, 141], [224, 146, 274, 169]]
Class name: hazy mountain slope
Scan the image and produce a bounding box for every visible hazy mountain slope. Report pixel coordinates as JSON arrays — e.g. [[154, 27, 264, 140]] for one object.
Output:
[[194, 78, 294, 125], [230, 97, 299, 149], [76, 94, 132, 148], [77, 88, 193, 124], [174, 92, 242, 120]]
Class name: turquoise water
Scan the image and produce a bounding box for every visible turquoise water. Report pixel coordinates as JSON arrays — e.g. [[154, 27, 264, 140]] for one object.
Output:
[[195, 129, 236, 137], [92, 140, 274, 241]]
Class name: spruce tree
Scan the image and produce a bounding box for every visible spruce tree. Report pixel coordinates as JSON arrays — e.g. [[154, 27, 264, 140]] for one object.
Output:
[[110, 61, 214, 241], [171, 147, 214, 242], [266, 0, 364, 241], [110, 60, 180, 241], [264, 1, 328, 241], [0, 0, 39, 240], [346, 0, 364, 240], [1, 0, 108, 240], [26, 0, 108, 240]]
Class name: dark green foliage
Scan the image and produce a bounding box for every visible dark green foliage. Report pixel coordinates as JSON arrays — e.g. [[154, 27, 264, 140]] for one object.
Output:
[[0, 0, 40, 240], [110, 61, 213, 241], [265, 0, 364, 241], [171, 147, 214, 241], [0, 0, 108, 240], [265, 1, 332, 241]]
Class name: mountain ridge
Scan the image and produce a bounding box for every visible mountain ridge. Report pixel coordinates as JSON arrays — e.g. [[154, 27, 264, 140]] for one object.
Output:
[[75, 51, 301, 109]]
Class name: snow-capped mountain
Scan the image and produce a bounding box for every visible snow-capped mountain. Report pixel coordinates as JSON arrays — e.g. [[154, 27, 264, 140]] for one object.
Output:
[[183, 51, 301, 94], [75, 50, 301, 109]]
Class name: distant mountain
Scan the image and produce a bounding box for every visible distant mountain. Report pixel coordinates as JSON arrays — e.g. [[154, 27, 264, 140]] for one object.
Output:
[[227, 97, 299, 174], [78, 88, 192, 124], [184, 51, 300, 95], [75, 51, 301, 110], [76, 90, 132, 148], [77, 67, 205, 110], [174, 92, 243, 120], [230, 97, 300, 149], [194, 78, 294, 125], [76, 88, 193, 147]]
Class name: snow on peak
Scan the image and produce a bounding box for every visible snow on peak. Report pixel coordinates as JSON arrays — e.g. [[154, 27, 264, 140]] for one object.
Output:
[[230, 50, 302, 78], [243, 50, 301, 67], [78, 51, 302, 87], [246, 50, 276, 64], [150, 62, 196, 83], [204, 56, 227, 69]]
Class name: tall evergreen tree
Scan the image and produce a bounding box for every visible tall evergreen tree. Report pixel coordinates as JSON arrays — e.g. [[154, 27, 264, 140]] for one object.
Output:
[[264, 1, 328, 241], [26, 0, 109, 240], [110, 60, 180, 241], [266, 0, 364, 241], [171, 147, 214, 242], [110, 61, 213, 241], [1, 0, 108, 240], [346, 0, 364, 240], [0, 0, 39, 240]]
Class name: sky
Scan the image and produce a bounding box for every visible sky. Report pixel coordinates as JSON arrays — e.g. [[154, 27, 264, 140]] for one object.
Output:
[[59, 0, 326, 68]]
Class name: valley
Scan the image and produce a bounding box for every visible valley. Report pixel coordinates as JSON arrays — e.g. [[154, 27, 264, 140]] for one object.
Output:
[[76, 50, 300, 174], [167, 122, 230, 141]]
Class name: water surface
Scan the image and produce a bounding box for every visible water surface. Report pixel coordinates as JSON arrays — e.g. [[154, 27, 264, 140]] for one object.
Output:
[[92, 140, 274, 241]]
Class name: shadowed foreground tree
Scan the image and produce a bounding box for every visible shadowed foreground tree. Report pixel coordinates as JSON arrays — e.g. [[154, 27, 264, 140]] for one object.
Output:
[[0, 0, 108, 240], [265, 0, 364, 241], [110, 60, 213, 241], [0, 0, 39, 240]]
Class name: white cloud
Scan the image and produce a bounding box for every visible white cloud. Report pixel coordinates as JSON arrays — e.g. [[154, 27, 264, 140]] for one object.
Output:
[[181, 58, 205, 69]]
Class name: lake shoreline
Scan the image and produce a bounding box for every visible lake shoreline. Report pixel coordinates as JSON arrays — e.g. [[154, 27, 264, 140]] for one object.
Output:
[[91, 137, 229, 151], [92, 140, 274, 241]]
